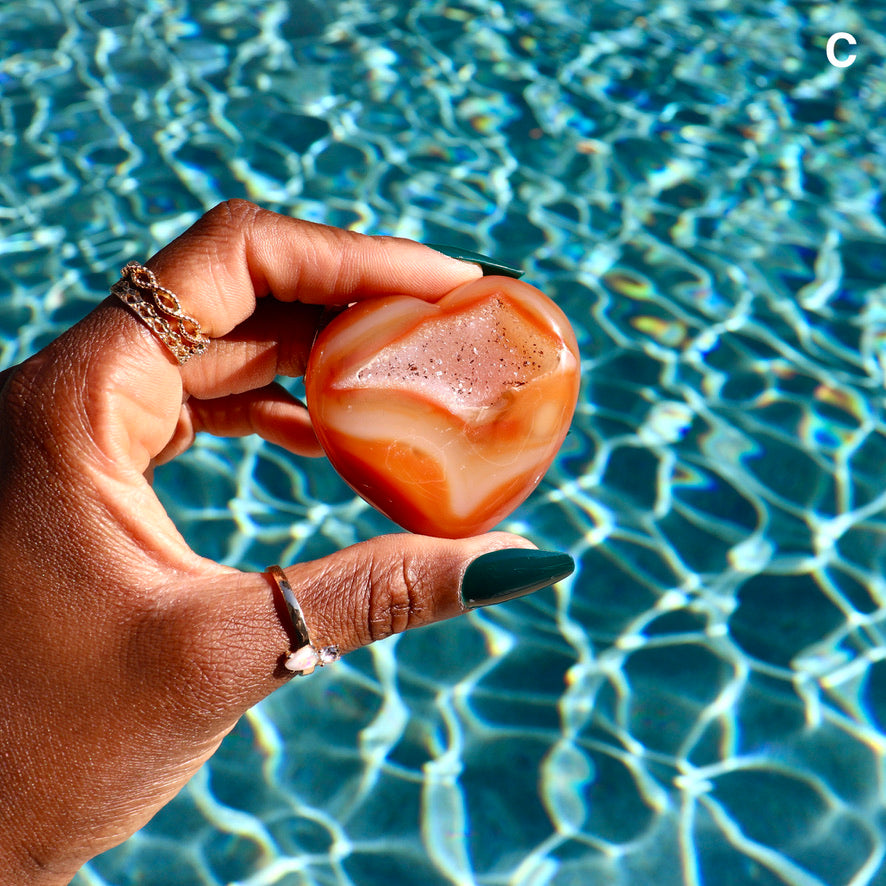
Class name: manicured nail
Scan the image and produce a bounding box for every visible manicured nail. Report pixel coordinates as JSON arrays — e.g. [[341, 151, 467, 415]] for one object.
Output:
[[460, 548, 574, 610], [425, 243, 524, 279]]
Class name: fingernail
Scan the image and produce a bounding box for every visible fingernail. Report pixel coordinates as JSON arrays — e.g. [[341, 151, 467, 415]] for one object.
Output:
[[460, 548, 575, 610], [425, 243, 524, 279]]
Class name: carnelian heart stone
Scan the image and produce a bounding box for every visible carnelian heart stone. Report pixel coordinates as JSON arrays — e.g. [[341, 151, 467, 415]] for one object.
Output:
[[304, 275, 581, 538]]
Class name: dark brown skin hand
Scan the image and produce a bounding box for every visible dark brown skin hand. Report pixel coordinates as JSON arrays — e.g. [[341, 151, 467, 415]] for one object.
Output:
[[0, 201, 535, 883]]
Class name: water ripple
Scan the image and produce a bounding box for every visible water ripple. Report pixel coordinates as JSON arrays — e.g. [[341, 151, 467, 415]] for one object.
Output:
[[1, 0, 885, 884]]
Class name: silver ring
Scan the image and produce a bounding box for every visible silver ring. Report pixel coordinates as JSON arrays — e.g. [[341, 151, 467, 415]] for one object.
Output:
[[265, 565, 340, 675]]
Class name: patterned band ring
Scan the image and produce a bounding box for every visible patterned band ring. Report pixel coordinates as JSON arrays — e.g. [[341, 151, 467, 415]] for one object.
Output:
[[111, 261, 209, 365]]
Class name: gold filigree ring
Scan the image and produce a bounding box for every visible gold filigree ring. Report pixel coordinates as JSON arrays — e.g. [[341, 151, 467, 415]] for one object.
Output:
[[111, 261, 209, 364]]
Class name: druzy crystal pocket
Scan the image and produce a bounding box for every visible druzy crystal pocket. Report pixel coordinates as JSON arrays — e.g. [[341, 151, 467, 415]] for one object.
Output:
[[305, 276, 580, 537]]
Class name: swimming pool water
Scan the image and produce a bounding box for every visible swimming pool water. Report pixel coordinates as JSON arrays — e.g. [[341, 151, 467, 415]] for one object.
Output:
[[2, 1, 885, 884]]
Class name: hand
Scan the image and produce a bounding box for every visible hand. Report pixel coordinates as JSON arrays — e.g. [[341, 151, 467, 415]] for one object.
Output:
[[0, 201, 572, 883]]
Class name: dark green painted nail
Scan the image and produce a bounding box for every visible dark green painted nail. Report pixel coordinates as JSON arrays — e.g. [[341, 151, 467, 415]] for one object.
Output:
[[460, 548, 575, 610], [425, 243, 524, 279]]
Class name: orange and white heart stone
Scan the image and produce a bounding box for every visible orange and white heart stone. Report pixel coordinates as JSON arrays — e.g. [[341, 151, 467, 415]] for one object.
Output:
[[304, 276, 580, 537]]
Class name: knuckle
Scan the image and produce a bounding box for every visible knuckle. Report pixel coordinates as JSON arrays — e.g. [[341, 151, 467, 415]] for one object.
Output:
[[300, 223, 363, 294], [365, 552, 429, 643], [194, 199, 263, 250], [208, 197, 261, 227]]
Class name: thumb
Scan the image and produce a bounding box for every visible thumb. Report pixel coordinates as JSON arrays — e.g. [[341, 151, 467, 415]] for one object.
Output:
[[185, 533, 573, 712], [281, 533, 574, 657]]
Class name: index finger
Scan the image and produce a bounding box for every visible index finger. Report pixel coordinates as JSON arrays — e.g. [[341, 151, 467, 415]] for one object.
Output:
[[146, 200, 483, 339], [5, 201, 484, 480]]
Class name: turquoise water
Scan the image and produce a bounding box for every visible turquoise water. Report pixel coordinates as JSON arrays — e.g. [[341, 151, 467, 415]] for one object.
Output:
[[2, 0, 886, 883]]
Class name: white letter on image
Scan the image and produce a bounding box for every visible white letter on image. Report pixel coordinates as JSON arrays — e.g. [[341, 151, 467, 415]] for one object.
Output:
[[827, 32, 857, 68]]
